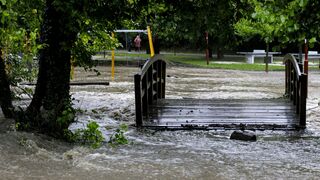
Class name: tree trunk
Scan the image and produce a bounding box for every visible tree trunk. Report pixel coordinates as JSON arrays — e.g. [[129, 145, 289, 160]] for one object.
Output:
[[208, 48, 213, 58], [265, 42, 269, 73], [217, 47, 224, 59], [24, 0, 77, 138], [0, 50, 14, 118], [299, 43, 303, 64]]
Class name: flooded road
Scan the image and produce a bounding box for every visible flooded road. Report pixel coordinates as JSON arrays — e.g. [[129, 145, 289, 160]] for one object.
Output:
[[1, 65, 320, 179]]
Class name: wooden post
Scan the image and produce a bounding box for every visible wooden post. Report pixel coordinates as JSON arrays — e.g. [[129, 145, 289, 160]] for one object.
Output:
[[290, 64, 293, 100], [162, 61, 166, 98], [157, 61, 162, 99], [296, 78, 300, 114], [142, 75, 148, 116], [148, 68, 153, 104], [111, 33, 115, 81], [285, 61, 288, 95], [293, 74, 297, 105], [134, 74, 143, 127], [304, 39, 308, 74], [153, 62, 158, 101], [299, 74, 307, 128], [304, 39, 308, 98]]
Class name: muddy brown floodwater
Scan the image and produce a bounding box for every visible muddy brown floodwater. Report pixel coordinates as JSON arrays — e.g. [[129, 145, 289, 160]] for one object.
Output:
[[1, 65, 320, 179]]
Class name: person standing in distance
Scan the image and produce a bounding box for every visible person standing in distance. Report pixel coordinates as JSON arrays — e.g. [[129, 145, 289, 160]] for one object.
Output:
[[134, 34, 141, 52]]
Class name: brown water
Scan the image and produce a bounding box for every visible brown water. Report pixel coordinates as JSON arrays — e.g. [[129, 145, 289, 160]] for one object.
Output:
[[1, 65, 320, 179]]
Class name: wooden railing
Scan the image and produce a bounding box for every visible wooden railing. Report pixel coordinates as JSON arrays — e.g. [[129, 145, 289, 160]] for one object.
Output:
[[134, 55, 166, 127], [284, 54, 307, 128]]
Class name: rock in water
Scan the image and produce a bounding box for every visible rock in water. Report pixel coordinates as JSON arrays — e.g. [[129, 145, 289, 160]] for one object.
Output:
[[230, 130, 257, 141]]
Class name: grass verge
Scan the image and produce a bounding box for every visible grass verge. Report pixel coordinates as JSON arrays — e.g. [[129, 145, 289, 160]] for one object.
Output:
[[95, 52, 320, 71], [171, 59, 285, 71]]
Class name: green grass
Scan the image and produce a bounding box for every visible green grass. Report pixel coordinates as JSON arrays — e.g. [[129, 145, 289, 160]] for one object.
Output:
[[171, 59, 285, 71], [115, 53, 151, 59], [96, 51, 320, 71]]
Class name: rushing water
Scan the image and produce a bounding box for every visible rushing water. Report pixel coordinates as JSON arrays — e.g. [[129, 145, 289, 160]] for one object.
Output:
[[1, 66, 320, 179]]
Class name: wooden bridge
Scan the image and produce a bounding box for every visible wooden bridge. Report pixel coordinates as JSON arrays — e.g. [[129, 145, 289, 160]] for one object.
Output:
[[134, 54, 307, 130]]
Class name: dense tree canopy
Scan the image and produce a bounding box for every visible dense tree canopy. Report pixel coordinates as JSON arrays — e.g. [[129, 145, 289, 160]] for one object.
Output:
[[235, 0, 319, 49], [126, 0, 247, 57]]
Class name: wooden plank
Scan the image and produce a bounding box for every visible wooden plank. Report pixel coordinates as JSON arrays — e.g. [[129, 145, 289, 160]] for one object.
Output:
[[150, 109, 295, 114], [153, 100, 293, 106], [144, 124, 299, 131], [150, 119, 298, 124], [156, 98, 290, 103], [143, 121, 299, 129], [152, 102, 293, 106], [142, 98, 299, 130], [150, 106, 295, 110], [149, 109, 295, 116], [149, 114, 296, 120]]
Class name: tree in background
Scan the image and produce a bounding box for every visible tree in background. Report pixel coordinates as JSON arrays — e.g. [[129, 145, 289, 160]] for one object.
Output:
[[234, 0, 319, 66], [126, 0, 244, 58]]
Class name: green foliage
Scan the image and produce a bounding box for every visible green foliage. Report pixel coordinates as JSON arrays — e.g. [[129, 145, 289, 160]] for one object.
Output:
[[72, 24, 121, 70], [57, 106, 76, 129], [71, 121, 105, 149], [66, 122, 129, 149], [235, 0, 279, 43], [108, 124, 129, 147], [14, 121, 30, 130], [0, 0, 41, 87], [235, 0, 318, 46], [18, 136, 28, 146], [143, 0, 244, 50]]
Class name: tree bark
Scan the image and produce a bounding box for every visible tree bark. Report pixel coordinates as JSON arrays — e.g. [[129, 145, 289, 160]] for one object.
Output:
[[299, 43, 303, 64], [24, 0, 77, 137], [208, 48, 213, 58], [265, 42, 269, 73], [0, 50, 14, 118], [217, 47, 224, 59]]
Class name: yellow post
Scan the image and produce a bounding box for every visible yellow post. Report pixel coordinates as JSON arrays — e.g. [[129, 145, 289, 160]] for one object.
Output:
[[111, 32, 115, 81], [147, 26, 155, 57]]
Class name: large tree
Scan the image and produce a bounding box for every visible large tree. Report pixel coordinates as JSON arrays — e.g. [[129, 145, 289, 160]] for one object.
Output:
[[0, 0, 136, 138], [23, 0, 134, 138]]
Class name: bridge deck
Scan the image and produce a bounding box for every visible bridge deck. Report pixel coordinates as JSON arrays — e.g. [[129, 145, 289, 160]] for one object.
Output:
[[143, 98, 299, 130]]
